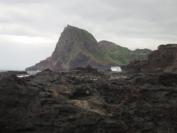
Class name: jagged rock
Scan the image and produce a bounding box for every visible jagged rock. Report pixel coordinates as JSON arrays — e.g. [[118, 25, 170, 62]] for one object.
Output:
[[146, 44, 177, 72], [1, 70, 177, 133], [125, 44, 177, 73]]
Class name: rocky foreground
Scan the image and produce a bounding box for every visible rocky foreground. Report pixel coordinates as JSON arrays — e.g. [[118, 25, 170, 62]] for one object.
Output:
[[0, 69, 177, 133]]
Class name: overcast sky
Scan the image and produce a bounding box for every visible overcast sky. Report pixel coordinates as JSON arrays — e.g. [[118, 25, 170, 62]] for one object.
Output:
[[0, 0, 177, 70]]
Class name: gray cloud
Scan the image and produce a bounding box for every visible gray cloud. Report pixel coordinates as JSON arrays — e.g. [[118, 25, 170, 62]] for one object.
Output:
[[0, 0, 177, 70]]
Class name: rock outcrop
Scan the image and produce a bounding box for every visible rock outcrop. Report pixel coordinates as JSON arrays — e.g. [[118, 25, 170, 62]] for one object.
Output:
[[125, 44, 177, 73], [146, 44, 177, 72], [26, 25, 151, 72]]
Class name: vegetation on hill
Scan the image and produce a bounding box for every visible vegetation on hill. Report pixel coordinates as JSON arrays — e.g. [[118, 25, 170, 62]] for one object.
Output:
[[99, 40, 151, 65]]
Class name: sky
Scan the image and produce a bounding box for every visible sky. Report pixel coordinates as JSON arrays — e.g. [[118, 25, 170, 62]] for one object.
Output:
[[0, 0, 177, 70]]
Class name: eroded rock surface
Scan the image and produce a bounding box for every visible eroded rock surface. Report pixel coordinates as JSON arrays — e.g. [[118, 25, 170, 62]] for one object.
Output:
[[0, 69, 177, 133], [125, 44, 177, 73]]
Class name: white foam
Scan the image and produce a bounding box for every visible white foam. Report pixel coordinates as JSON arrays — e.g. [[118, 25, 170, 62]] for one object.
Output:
[[17, 74, 30, 78], [111, 66, 122, 72]]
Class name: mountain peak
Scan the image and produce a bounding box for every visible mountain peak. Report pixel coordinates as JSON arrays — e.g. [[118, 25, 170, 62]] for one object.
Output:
[[52, 25, 99, 62], [63, 25, 92, 36], [26, 26, 151, 72], [60, 25, 97, 44], [64, 25, 81, 31], [27, 25, 116, 72]]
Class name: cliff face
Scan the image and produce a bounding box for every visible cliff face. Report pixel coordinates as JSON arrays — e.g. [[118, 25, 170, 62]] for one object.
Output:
[[146, 44, 177, 72], [52, 26, 111, 70], [125, 44, 177, 73], [26, 25, 150, 72]]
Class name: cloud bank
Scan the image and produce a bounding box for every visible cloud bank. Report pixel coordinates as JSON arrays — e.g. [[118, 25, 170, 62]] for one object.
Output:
[[0, 0, 177, 70]]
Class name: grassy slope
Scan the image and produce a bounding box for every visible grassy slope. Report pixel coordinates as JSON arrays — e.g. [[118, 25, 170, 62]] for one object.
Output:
[[98, 41, 151, 65]]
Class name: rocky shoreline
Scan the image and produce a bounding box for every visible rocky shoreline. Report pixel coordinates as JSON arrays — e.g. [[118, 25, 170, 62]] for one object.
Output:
[[0, 69, 177, 133]]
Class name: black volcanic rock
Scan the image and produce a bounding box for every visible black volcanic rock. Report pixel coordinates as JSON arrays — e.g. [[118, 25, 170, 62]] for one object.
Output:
[[1, 70, 177, 132], [26, 25, 150, 72]]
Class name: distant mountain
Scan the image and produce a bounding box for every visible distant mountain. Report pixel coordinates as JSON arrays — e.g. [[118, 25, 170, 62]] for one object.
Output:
[[26, 25, 151, 72]]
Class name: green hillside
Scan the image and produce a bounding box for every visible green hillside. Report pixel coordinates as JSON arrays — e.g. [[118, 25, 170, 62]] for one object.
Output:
[[98, 41, 151, 65]]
